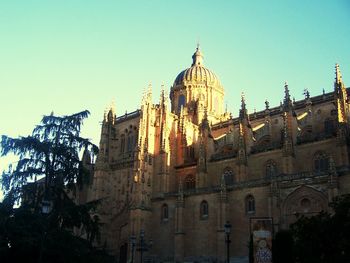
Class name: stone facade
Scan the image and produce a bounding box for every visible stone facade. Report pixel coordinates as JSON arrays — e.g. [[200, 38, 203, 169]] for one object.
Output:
[[78, 48, 350, 263]]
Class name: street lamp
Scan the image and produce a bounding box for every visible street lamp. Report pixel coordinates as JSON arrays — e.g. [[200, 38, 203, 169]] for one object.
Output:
[[41, 200, 52, 214], [136, 229, 153, 263], [130, 235, 136, 263], [224, 221, 232, 263], [38, 200, 52, 263]]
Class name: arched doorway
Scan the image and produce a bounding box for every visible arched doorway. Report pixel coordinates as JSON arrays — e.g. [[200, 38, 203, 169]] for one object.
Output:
[[282, 186, 328, 227]]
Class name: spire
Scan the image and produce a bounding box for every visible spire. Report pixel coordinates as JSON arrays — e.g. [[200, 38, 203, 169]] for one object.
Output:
[[103, 108, 108, 122], [147, 82, 152, 100], [141, 83, 153, 106], [239, 92, 248, 120], [303, 88, 310, 100], [335, 63, 343, 85], [334, 63, 349, 123], [82, 147, 92, 165], [105, 100, 116, 124], [160, 84, 165, 106], [191, 45, 204, 66], [283, 82, 293, 111]]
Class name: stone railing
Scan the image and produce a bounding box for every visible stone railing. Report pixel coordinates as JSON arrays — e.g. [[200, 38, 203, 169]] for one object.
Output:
[[154, 166, 350, 199], [110, 153, 135, 169], [296, 131, 336, 145], [115, 109, 141, 123], [250, 141, 282, 154], [210, 151, 237, 162]]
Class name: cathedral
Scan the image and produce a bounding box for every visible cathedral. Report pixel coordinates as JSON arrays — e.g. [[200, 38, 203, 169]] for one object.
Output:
[[79, 47, 350, 263]]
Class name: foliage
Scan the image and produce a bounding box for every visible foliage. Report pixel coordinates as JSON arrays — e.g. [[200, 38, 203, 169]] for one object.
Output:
[[288, 194, 350, 263], [0, 203, 114, 263], [1, 110, 98, 204], [272, 230, 294, 263], [0, 110, 113, 262], [248, 234, 254, 263]]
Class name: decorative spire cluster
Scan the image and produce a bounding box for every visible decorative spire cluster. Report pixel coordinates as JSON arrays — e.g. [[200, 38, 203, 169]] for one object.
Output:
[[335, 63, 343, 85], [239, 92, 248, 120], [334, 63, 348, 124], [283, 82, 293, 110]]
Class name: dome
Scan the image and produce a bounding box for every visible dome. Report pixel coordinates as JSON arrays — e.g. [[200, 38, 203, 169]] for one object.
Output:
[[173, 47, 222, 88]]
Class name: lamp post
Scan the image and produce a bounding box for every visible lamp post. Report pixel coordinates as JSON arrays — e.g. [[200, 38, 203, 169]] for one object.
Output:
[[136, 229, 153, 263], [140, 230, 145, 263], [130, 235, 136, 263], [41, 200, 52, 214], [224, 221, 232, 263], [38, 200, 52, 263]]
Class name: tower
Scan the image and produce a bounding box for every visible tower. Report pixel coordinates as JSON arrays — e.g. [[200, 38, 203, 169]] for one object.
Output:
[[170, 46, 225, 125]]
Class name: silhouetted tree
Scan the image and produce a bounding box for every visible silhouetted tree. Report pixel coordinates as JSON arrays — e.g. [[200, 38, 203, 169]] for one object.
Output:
[[0, 110, 113, 263], [290, 194, 350, 263], [272, 230, 294, 263]]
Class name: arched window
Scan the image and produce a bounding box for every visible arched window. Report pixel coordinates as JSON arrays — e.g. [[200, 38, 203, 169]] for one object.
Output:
[[300, 198, 311, 213], [314, 152, 330, 173], [184, 174, 195, 190], [223, 168, 234, 185], [120, 134, 125, 153], [299, 125, 313, 140], [185, 146, 195, 162], [246, 195, 255, 214], [200, 200, 209, 219], [324, 118, 336, 136], [266, 160, 277, 177], [178, 94, 186, 113], [127, 133, 133, 152], [161, 204, 169, 221]]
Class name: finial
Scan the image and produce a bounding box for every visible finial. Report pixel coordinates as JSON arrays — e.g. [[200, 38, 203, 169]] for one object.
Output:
[[265, 99, 270, 110], [303, 88, 310, 99], [284, 81, 292, 108], [239, 92, 248, 120], [146, 82, 152, 101], [103, 108, 108, 121], [110, 98, 116, 114], [284, 82, 289, 96], [241, 92, 246, 109]]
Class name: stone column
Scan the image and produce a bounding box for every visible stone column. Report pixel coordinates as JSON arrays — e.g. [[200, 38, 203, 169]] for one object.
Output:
[[216, 191, 228, 262], [174, 194, 185, 262]]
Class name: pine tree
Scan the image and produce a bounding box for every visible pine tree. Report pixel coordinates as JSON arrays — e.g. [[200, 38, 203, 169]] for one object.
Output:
[[0, 110, 113, 263]]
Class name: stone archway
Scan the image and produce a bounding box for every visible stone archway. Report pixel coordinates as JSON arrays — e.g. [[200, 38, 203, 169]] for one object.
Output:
[[282, 185, 328, 227]]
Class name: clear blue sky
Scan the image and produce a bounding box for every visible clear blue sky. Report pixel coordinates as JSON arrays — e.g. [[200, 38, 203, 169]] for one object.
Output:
[[1, 1, 350, 194]]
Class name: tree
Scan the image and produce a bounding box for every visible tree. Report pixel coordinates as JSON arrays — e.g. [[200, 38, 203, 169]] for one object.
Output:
[[289, 194, 350, 263], [0, 110, 113, 263], [272, 230, 294, 263]]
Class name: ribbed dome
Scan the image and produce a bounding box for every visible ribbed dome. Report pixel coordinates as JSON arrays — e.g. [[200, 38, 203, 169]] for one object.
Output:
[[174, 66, 221, 86], [173, 47, 222, 88]]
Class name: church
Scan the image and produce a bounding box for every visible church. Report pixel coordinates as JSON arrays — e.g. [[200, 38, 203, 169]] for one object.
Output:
[[78, 46, 350, 263]]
